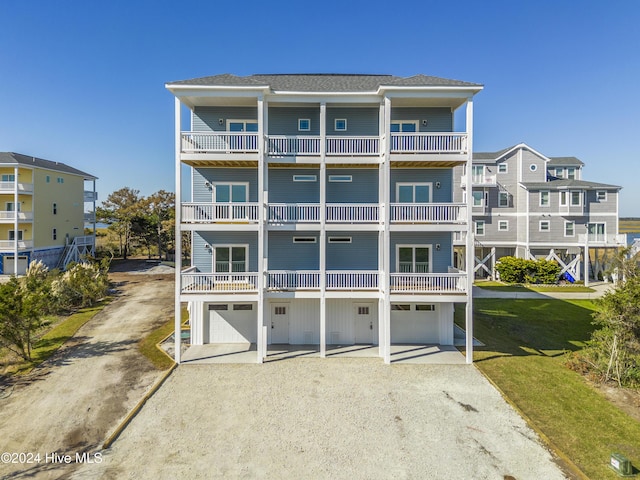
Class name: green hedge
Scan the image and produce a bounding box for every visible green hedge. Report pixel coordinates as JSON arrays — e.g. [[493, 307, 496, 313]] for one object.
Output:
[[495, 256, 561, 284]]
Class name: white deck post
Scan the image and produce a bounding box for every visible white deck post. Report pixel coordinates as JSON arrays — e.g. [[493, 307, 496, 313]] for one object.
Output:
[[319, 102, 327, 357], [383, 96, 392, 364], [465, 97, 474, 364], [257, 96, 265, 363], [174, 97, 183, 364], [584, 234, 590, 287]]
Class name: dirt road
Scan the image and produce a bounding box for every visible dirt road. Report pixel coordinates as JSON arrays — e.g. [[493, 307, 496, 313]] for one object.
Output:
[[0, 267, 173, 479]]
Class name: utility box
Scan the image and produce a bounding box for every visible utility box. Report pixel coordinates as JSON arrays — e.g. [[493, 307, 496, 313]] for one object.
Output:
[[610, 452, 634, 476]]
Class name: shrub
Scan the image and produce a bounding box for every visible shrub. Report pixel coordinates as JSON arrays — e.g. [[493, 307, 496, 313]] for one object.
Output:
[[495, 256, 560, 284]]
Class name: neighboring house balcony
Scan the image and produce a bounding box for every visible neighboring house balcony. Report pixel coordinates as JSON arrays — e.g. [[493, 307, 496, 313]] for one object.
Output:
[[0, 240, 33, 250], [460, 174, 497, 188], [578, 233, 627, 245], [84, 191, 98, 202], [0, 182, 33, 194], [0, 211, 34, 222], [84, 212, 96, 223]]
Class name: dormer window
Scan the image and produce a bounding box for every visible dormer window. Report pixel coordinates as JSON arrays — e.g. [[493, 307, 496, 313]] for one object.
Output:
[[567, 167, 576, 180], [555, 167, 563, 178]]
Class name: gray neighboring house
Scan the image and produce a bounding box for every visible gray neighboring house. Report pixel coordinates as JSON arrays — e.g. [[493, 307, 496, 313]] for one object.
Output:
[[453, 143, 624, 282], [166, 73, 483, 364]]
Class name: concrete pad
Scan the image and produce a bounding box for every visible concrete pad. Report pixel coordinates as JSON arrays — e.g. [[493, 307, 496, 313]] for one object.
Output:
[[390, 344, 467, 364]]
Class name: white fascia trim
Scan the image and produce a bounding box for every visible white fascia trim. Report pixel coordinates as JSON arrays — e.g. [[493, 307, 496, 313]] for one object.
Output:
[[495, 143, 551, 165], [166, 84, 270, 92], [378, 86, 483, 95]]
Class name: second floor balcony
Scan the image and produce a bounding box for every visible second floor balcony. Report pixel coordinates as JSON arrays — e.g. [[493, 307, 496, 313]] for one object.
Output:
[[183, 203, 260, 224], [0, 182, 33, 194], [0, 240, 33, 250], [0, 211, 34, 222]]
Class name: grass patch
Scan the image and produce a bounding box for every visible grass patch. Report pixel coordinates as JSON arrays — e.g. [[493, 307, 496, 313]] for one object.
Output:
[[3, 302, 107, 376], [476, 280, 595, 293], [137, 305, 188, 370], [457, 299, 640, 479]]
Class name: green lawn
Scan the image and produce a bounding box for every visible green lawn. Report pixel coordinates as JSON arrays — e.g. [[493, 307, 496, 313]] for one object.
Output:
[[457, 299, 640, 479], [137, 305, 188, 370], [476, 280, 595, 293]]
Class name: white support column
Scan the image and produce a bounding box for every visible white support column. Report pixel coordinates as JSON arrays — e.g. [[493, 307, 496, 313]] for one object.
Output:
[[13, 166, 19, 275], [257, 95, 265, 364], [174, 97, 183, 364], [319, 102, 327, 358], [491, 246, 496, 280], [383, 96, 392, 364], [465, 97, 475, 365], [584, 234, 590, 287]]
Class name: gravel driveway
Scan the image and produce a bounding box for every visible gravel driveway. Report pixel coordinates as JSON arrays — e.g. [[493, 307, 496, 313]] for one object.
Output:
[[73, 359, 567, 479]]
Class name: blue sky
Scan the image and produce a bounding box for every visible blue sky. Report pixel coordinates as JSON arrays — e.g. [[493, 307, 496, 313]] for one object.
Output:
[[1, 1, 639, 215]]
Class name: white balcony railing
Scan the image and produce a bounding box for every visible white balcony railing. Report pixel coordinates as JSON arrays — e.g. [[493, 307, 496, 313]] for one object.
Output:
[[326, 271, 379, 290], [390, 133, 468, 154], [461, 174, 497, 187], [578, 233, 627, 245], [84, 212, 96, 223], [389, 273, 467, 293], [326, 204, 379, 223], [0, 211, 34, 221], [84, 191, 98, 202], [0, 240, 33, 250], [268, 204, 320, 223], [267, 136, 321, 156], [181, 132, 259, 153], [267, 271, 320, 290], [182, 203, 260, 223], [0, 182, 33, 193], [181, 272, 259, 293], [390, 203, 467, 223], [326, 136, 380, 155]]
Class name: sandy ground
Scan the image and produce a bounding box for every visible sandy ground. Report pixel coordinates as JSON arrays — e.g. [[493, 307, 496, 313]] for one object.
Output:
[[0, 266, 173, 479], [72, 360, 568, 480]]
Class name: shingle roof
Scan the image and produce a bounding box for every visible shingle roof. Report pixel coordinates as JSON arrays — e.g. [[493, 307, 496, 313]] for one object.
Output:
[[473, 145, 519, 162], [167, 73, 482, 91], [521, 179, 620, 190], [0, 152, 96, 179], [548, 156, 585, 166]]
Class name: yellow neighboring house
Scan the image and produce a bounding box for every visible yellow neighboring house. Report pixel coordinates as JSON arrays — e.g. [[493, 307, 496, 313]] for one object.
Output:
[[0, 152, 97, 275]]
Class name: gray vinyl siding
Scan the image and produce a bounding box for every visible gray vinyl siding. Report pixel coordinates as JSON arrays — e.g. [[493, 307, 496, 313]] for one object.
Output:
[[268, 232, 319, 270], [192, 168, 258, 202], [391, 107, 453, 132], [390, 232, 452, 273], [193, 106, 258, 132], [390, 169, 453, 202], [520, 150, 547, 183], [474, 217, 518, 242], [192, 231, 258, 273], [326, 107, 379, 136], [585, 190, 617, 214], [268, 107, 320, 136], [327, 168, 378, 203], [326, 232, 378, 270], [268, 168, 320, 203]]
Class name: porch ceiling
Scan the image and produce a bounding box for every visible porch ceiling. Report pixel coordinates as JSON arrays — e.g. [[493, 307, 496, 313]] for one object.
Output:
[[182, 160, 259, 168], [391, 161, 465, 168]]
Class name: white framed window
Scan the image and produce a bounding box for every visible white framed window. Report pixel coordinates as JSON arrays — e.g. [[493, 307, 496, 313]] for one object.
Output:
[[293, 174, 317, 182], [328, 236, 352, 243], [210, 245, 248, 273], [233, 304, 253, 311], [212, 182, 248, 203], [475, 220, 485, 236], [498, 192, 509, 208], [472, 191, 484, 207], [596, 190, 607, 202], [498, 163, 508, 173], [209, 304, 228, 311], [357, 306, 370, 315], [397, 182, 432, 203], [1, 174, 15, 182], [227, 119, 258, 132], [498, 220, 509, 231], [52, 228, 57, 240], [334, 118, 347, 131], [293, 237, 317, 243], [391, 304, 411, 311], [587, 223, 606, 242], [390, 121, 418, 133], [564, 221, 575, 237], [567, 167, 576, 180], [8, 230, 23, 241], [560, 191, 568, 207], [555, 167, 564, 178], [397, 245, 431, 273], [5, 202, 20, 212], [539, 220, 550, 232], [471, 165, 485, 183], [298, 118, 310, 131], [274, 306, 286, 315], [540, 190, 550, 207], [416, 304, 435, 311], [571, 191, 581, 206], [329, 175, 352, 183], [529, 164, 537, 172]]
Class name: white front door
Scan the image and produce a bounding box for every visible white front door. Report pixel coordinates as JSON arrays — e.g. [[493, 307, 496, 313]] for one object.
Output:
[[271, 304, 289, 344], [354, 304, 374, 344]]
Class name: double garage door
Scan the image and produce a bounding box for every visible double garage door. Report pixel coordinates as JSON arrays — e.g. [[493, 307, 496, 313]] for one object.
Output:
[[208, 303, 257, 343], [390, 304, 440, 344], [3, 256, 28, 275]]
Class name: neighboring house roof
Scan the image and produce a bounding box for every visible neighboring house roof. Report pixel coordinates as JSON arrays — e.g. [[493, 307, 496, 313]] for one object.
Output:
[[548, 156, 585, 166], [520, 179, 621, 190], [166, 73, 483, 92], [473, 143, 551, 164], [0, 152, 97, 180]]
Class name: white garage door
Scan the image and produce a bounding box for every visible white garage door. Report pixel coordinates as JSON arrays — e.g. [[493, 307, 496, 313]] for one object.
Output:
[[391, 304, 440, 344], [208, 304, 257, 343], [4, 256, 28, 275]]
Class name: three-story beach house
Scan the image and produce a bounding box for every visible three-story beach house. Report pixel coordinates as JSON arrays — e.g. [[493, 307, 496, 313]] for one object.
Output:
[[0, 152, 97, 275], [167, 74, 482, 364], [453, 143, 624, 282]]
